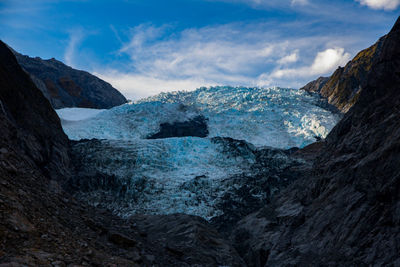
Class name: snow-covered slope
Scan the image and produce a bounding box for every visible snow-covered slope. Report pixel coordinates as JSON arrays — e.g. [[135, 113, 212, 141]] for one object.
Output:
[[60, 86, 340, 220], [58, 86, 340, 148], [56, 107, 106, 121]]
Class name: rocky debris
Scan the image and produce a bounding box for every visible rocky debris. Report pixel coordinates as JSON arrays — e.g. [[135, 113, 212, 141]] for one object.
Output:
[[12, 49, 127, 109], [231, 16, 400, 266], [210, 142, 311, 234], [301, 35, 386, 113], [108, 231, 137, 248], [130, 214, 245, 266], [147, 115, 209, 139]]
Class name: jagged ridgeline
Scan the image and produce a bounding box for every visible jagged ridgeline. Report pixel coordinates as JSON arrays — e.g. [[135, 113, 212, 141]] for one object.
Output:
[[301, 35, 386, 113], [12, 51, 127, 109]]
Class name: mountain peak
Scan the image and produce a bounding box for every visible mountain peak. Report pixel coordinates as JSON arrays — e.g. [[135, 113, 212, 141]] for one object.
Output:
[[10, 47, 127, 109]]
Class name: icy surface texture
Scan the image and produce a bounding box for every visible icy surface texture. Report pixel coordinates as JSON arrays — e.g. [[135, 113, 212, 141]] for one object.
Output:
[[58, 86, 340, 148], [61, 86, 339, 220], [70, 137, 303, 221], [71, 138, 259, 219]]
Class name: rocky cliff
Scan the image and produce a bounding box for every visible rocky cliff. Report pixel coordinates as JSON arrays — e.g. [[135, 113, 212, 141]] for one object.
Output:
[[0, 42, 70, 180], [301, 35, 386, 113], [13, 51, 127, 109], [232, 16, 400, 266]]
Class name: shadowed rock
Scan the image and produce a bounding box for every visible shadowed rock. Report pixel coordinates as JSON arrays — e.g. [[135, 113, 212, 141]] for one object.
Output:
[[12, 49, 127, 109], [147, 115, 209, 139], [231, 16, 400, 266]]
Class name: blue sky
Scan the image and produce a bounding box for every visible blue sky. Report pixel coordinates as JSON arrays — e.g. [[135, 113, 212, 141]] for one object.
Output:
[[0, 0, 399, 99]]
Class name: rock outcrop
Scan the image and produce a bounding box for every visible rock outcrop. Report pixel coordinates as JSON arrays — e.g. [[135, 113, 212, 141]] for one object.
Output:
[[301, 35, 386, 113], [232, 16, 400, 266], [147, 115, 209, 139], [0, 41, 70, 180], [13, 50, 127, 109], [300, 76, 329, 93]]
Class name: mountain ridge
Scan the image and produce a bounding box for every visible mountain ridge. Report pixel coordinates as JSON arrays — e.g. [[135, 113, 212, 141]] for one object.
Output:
[[301, 35, 386, 113], [13, 50, 127, 109]]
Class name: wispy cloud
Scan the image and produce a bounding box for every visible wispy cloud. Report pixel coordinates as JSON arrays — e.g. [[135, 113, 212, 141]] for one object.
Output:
[[266, 47, 350, 80], [290, 0, 309, 6], [356, 0, 400, 10], [93, 21, 363, 100], [277, 50, 299, 65], [206, 0, 310, 9], [94, 71, 217, 100], [64, 29, 84, 67]]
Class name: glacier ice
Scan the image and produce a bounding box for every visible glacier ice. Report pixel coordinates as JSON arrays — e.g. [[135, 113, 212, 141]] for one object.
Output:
[[58, 86, 341, 220], [57, 86, 340, 148], [71, 137, 258, 219], [56, 107, 106, 121]]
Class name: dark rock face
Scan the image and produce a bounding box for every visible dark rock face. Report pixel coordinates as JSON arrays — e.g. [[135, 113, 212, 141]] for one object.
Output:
[[0, 40, 143, 266], [301, 36, 386, 113], [231, 16, 400, 266], [0, 41, 70, 179], [210, 138, 311, 234], [130, 214, 245, 266], [13, 50, 127, 109], [300, 76, 329, 93], [147, 115, 209, 139]]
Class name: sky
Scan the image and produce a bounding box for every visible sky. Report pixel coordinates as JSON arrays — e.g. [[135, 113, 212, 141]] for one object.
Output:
[[0, 0, 399, 100]]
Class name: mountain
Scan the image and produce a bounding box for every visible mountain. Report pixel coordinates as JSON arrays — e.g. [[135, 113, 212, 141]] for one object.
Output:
[[301, 35, 386, 113], [1, 15, 400, 266], [13, 50, 127, 109], [0, 40, 245, 266], [0, 42, 70, 180], [232, 16, 400, 266]]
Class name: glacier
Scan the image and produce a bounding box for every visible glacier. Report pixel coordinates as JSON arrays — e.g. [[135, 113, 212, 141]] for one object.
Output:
[[57, 86, 341, 220], [58, 86, 340, 148]]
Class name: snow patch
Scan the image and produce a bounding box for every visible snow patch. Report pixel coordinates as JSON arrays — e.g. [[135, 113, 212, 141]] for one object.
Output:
[[56, 107, 106, 121]]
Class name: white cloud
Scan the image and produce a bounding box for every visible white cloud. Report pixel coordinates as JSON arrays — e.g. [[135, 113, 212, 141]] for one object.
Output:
[[118, 24, 279, 79], [291, 0, 309, 6], [94, 71, 218, 100], [95, 24, 288, 99], [269, 47, 350, 79], [64, 29, 84, 67], [93, 22, 362, 99], [356, 0, 400, 10], [206, 0, 309, 9], [277, 50, 299, 65]]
